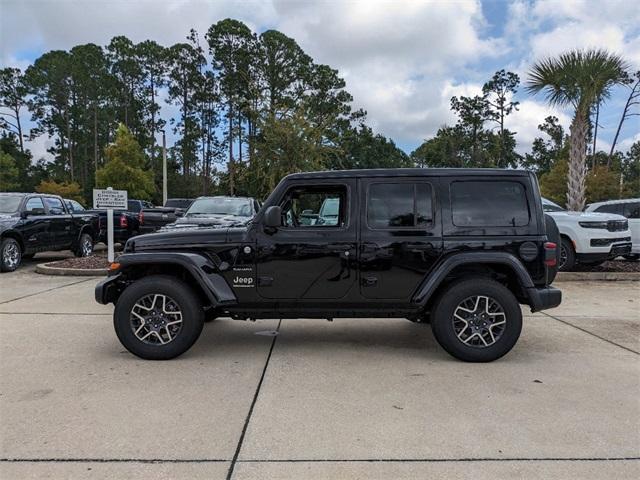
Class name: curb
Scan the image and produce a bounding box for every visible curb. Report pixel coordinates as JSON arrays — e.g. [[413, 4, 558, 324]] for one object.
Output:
[[556, 271, 640, 282], [35, 262, 107, 277]]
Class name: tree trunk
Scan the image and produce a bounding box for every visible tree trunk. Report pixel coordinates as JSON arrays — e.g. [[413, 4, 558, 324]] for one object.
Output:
[[592, 98, 600, 166], [566, 112, 588, 211], [228, 104, 234, 196], [609, 76, 640, 166], [14, 105, 24, 154], [94, 104, 98, 184], [150, 76, 155, 167], [66, 107, 74, 181]]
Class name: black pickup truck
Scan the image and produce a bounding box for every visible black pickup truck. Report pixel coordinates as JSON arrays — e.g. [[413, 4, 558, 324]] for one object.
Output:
[[97, 168, 562, 362], [1, 192, 99, 272], [139, 198, 194, 234], [86, 199, 152, 244]]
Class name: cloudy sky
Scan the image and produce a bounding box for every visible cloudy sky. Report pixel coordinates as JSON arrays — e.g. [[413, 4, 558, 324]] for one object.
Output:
[[1, 0, 639, 161]]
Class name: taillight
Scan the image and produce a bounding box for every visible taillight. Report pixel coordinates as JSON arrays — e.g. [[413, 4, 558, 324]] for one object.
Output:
[[544, 242, 557, 266], [138, 211, 144, 225], [119, 214, 128, 228]]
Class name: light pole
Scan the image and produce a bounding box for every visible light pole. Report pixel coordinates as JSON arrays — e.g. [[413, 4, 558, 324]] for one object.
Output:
[[161, 129, 167, 206]]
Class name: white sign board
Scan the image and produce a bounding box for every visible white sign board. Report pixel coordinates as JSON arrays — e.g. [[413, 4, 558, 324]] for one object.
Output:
[[93, 189, 128, 210]]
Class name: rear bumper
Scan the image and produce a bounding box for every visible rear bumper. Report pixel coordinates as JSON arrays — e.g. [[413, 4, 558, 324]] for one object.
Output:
[[527, 286, 562, 313]]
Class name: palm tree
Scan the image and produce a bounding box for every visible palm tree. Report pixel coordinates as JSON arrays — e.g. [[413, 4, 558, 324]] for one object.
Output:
[[527, 49, 628, 210]]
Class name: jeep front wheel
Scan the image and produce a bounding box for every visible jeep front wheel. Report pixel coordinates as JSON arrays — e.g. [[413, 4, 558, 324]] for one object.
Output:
[[114, 275, 204, 360], [431, 279, 522, 362]]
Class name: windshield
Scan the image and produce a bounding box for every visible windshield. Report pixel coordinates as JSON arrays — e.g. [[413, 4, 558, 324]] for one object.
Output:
[[0, 196, 22, 214], [165, 199, 192, 209], [542, 199, 565, 212], [187, 198, 253, 217]]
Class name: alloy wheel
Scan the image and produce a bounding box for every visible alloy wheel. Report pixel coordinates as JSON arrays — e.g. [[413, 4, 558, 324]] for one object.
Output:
[[452, 295, 506, 348], [559, 244, 568, 269], [81, 237, 93, 256], [130, 294, 183, 345], [3, 243, 20, 269]]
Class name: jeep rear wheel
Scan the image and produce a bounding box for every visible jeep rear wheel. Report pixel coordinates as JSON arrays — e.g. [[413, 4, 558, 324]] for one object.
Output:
[[114, 275, 204, 360], [431, 279, 522, 362]]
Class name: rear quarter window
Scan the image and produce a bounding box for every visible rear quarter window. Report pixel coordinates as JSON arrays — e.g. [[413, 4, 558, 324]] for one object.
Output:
[[451, 181, 530, 227]]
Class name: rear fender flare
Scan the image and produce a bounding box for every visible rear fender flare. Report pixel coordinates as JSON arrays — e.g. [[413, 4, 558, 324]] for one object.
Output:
[[412, 252, 535, 306]]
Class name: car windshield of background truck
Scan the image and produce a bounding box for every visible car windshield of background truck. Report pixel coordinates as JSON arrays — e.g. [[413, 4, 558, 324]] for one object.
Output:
[[451, 181, 529, 227]]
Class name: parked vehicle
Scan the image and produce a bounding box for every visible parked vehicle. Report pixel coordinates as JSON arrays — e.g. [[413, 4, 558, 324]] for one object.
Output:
[[542, 198, 632, 270], [86, 199, 152, 244], [160, 196, 259, 231], [585, 199, 640, 261], [64, 198, 86, 213], [0, 193, 99, 272], [96, 169, 562, 362], [139, 198, 194, 234]]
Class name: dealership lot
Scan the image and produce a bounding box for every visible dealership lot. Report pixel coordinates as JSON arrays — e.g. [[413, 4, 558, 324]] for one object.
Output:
[[1, 258, 639, 479]]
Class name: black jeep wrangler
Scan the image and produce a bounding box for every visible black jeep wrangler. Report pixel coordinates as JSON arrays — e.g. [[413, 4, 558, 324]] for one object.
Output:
[[96, 169, 561, 362]]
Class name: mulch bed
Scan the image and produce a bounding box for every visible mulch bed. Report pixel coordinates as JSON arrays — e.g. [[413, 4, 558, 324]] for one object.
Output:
[[569, 259, 640, 273], [43, 255, 119, 270]]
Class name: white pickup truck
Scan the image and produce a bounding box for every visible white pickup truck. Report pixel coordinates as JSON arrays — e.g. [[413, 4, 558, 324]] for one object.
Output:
[[542, 198, 632, 270]]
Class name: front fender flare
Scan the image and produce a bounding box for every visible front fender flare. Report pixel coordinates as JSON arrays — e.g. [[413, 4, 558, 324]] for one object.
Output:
[[114, 252, 236, 306], [412, 252, 535, 306]]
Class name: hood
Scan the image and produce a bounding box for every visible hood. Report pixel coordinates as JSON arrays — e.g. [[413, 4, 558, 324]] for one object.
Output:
[[0, 214, 19, 232], [126, 226, 239, 252], [546, 210, 627, 221], [161, 213, 251, 231]]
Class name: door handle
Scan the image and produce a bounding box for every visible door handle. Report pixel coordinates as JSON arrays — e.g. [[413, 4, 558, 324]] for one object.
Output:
[[361, 276, 378, 287], [406, 243, 433, 253]]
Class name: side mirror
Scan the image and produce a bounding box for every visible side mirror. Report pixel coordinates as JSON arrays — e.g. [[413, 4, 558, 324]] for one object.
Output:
[[264, 206, 282, 228], [175, 209, 184, 217], [23, 207, 45, 218]]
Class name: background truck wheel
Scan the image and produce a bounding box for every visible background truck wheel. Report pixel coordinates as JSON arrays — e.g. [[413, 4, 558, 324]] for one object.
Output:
[[559, 237, 576, 271], [74, 233, 94, 257], [1, 237, 22, 272], [430, 278, 522, 362], [623, 254, 639, 262], [114, 275, 204, 360]]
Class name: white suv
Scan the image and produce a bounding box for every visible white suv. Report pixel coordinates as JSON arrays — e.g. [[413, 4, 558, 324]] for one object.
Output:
[[542, 198, 632, 270], [585, 199, 640, 261]]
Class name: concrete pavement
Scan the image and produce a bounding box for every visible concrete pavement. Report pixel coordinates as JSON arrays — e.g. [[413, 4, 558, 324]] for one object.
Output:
[[1, 265, 638, 479]]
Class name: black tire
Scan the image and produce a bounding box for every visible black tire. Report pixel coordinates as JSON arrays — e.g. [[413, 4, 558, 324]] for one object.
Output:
[[1, 237, 22, 272], [74, 233, 94, 257], [623, 254, 639, 262], [559, 237, 576, 271], [431, 278, 522, 362], [114, 275, 204, 360]]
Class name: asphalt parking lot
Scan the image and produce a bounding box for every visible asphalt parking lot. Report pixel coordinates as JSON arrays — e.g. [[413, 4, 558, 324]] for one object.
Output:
[[1, 255, 639, 479]]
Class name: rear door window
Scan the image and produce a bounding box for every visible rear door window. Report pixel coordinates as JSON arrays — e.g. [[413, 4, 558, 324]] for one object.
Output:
[[367, 183, 433, 229], [451, 181, 529, 227]]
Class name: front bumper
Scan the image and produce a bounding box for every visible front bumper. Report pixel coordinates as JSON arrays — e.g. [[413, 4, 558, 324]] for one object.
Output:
[[95, 274, 123, 304], [576, 242, 632, 263], [527, 286, 562, 313]]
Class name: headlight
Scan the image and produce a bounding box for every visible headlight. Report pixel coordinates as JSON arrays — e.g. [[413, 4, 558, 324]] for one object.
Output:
[[579, 221, 608, 229]]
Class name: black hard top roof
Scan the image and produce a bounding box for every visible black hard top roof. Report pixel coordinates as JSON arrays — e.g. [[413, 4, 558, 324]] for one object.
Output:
[[284, 168, 531, 180]]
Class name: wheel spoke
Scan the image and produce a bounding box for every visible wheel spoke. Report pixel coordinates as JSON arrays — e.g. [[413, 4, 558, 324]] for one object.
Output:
[[452, 294, 507, 349], [129, 294, 183, 346]]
